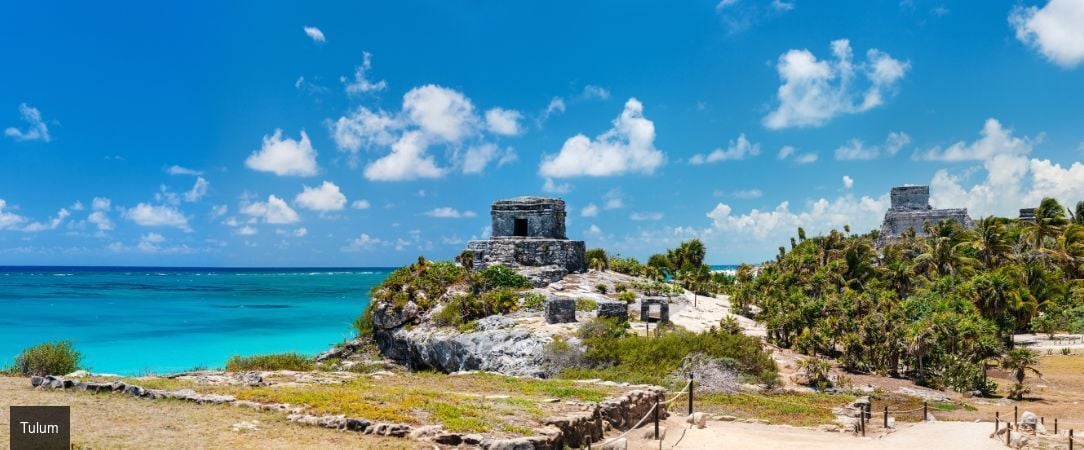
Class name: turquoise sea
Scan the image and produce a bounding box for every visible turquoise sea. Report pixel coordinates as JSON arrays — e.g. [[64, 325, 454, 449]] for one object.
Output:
[[0, 267, 392, 375]]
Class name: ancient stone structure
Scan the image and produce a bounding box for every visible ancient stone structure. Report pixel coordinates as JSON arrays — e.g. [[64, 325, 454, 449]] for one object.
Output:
[[640, 298, 669, 323], [596, 301, 629, 323], [465, 197, 586, 286], [1019, 208, 1036, 224], [877, 186, 974, 247], [544, 297, 576, 324]]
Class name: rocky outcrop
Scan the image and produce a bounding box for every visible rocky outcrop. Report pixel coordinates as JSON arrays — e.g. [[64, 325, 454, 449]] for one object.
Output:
[[374, 315, 552, 377]]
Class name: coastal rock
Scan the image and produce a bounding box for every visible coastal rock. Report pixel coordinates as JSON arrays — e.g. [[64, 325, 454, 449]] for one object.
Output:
[[372, 301, 420, 330], [374, 320, 551, 377]]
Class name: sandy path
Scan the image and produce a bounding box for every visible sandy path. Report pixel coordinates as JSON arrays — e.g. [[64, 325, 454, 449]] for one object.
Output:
[[668, 293, 765, 338], [627, 417, 1003, 450]]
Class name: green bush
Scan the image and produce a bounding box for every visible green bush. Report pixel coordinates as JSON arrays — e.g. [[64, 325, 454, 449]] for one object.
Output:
[[575, 298, 598, 312], [576, 317, 627, 340], [617, 291, 637, 303], [586, 248, 609, 270], [370, 258, 467, 310], [10, 341, 82, 377], [225, 352, 314, 372], [613, 282, 629, 293], [595, 284, 609, 294], [479, 265, 533, 290], [353, 304, 375, 337], [433, 289, 521, 329], [522, 292, 546, 310]]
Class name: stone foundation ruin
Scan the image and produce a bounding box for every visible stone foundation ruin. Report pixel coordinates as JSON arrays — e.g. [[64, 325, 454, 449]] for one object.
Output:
[[877, 186, 974, 247], [465, 197, 586, 286]]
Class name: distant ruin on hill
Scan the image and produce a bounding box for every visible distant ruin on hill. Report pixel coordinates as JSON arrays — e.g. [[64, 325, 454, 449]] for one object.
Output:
[[877, 185, 974, 247]]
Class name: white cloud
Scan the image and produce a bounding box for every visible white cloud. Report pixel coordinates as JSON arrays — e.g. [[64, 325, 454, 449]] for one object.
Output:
[[330, 107, 402, 153], [485, 108, 523, 136], [0, 199, 27, 230], [137, 233, 167, 252], [539, 98, 665, 178], [21, 208, 70, 233], [1010, 0, 1084, 68], [242, 195, 300, 224], [363, 131, 446, 181], [403, 85, 477, 142], [916, 119, 1031, 161], [771, 0, 795, 11], [580, 85, 611, 101], [630, 211, 663, 221], [542, 178, 572, 194], [210, 204, 228, 218], [92, 197, 111, 211], [424, 207, 477, 219], [763, 39, 909, 129], [715, 0, 795, 34], [88, 210, 114, 232], [125, 203, 190, 231], [462, 143, 516, 174], [183, 177, 209, 202], [343, 52, 387, 94], [351, 199, 371, 210], [237, 225, 257, 236], [70, 201, 85, 211], [581, 203, 599, 217], [776, 145, 818, 164], [5, 103, 51, 142], [843, 175, 854, 189], [342, 233, 383, 252], [245, 129, 319, 176], [303, 26, 326, 43], [587, 224, 603, 236], [294, 181, 347, 212], [541, 97, 566, 122], [689, 133, 760, 164], [726, 189, 764, 199], [777, 146, 795, 159], [603, 189, 625, 210], [707, 194, 889, 242], [167, 165, 203, 176], [835, 131, 910, 160]]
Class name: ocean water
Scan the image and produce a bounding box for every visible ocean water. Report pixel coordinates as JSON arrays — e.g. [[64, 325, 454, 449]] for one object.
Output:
[[0, 267, 391, 375]]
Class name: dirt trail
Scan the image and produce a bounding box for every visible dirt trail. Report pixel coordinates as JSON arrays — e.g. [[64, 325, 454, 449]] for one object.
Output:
[[627, 417, 1004, 449]]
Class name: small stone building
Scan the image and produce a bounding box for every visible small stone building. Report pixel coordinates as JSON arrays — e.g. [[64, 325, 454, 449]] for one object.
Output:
[[877, 186, 974, 247], [465, 197, 586, 286]]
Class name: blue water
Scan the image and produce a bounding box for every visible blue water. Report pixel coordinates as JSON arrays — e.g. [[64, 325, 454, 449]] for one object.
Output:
[[0, 267, 392, 375]]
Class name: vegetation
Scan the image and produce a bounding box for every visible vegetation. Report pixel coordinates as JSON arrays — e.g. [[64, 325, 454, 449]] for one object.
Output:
[[522, 292, 546, 310], [748, 196, 1084, 394], [554, 317, 778, 387], [8, 340, 82, 377], [433, 289, 520, 328], [575, 297, 598, 312], [478, 264, 533, 290], [225, 352, 315, 372], [1000, 348, 1042, 400], [585, 248, 609, 271]]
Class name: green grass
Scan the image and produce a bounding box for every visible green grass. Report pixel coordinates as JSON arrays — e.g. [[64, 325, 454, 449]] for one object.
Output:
[[225, 352, 314, 372], [697, 392, 853, 427]]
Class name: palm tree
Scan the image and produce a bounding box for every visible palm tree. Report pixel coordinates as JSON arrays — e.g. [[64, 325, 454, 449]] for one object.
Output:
[[970, 268, 1024, 345], [1000, 348, 1041, 400], [970, 216, 1013, 269], [916, 220, 976, 277], [842, 239, 877, 291], [1023, 197, 1067, 252], [1072, 201, 1084, 226]]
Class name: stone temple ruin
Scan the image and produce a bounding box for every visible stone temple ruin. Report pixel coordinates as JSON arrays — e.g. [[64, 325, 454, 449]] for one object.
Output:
[[877, 185, 975, 247], [465, 197, 586, 286]]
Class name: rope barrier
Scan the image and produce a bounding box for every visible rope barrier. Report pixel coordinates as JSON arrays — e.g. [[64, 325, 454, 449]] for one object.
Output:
[[661, 380, 693, 405], [885, 406, 926, 415]]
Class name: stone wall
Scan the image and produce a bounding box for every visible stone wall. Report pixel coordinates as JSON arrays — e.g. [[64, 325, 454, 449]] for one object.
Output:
[[877, 185, 975, 247], [889, 186, 931, 211], [597, 301, 629, 323], [544, 297, 576, 323], [640, 298, 669, 323], [491, 197, 567, 239], [465, 238, 586, 286]]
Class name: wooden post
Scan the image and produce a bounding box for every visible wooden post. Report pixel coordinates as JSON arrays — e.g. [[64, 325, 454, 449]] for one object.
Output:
[[883, 405, 888, 428], [860, 409, 865, 437], [654, 393, 660, 440], [996, 411, 1000, 433], [1055, 418, 1058, 434], [923, 401, 928, 422], [1070, 429, 1074, 450], [1007, 423, 1011, 446], [1014, 405, 1018, 428], [1041, 417, 1044, 425], [687, 373, 694, 416]]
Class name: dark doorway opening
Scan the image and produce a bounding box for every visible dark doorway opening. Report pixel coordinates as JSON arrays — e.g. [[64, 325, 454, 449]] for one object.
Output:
[[513, 218, 528, 237]]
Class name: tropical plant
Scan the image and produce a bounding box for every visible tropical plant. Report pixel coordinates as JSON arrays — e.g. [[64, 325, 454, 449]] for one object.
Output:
[[1000, 348, 1041, 400]]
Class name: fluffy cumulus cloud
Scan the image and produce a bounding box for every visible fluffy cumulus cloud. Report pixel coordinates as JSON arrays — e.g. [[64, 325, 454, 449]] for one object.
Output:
[[763, 39, 909, 129], [294, 181, 347, 212], [1010, 0, 1084, 68], [539, 98, 665, 178], [303, 26, 326, 43], [342, 233, 384, 252], [916, 119, 1030, 161], [5, 103, 51, 142], [689, 133, 760, 164], [424, 207, 477, 219], [329, 70, 518, 181], [241, 195, 300, 224], [0, 200, 28, 230], [581, 203, 600, 217], [843, 175, 854, 189], [485, 108, 523, 136], [124, 203, 190, 231], [706, 194, 889, 242], [630, 211, 663, 221], [835, 131, 910, 160], [245, 129, 319, 176], [21, 208, 71, 233], [343, 52, 387, 94], [351, 199, 371, 210]]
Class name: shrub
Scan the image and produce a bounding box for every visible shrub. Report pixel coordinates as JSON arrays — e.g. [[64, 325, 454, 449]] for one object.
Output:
[[370, 258, 467, 310], [613, 282, 629, 293], [479, 265, 533, 290], [586, 248, 609, 271], [575, 298, 598, 312], [576, 317, 627, 340], [617, 291, 636, 303], [522, 292, 546, 310], [542, 337, 585, 377], [433, 289, 521, 329], [225, 352, 314, 372], [719, 316, 742, 335], [595, 284, 608, 294], [10, 341, 82, 377], [353, 304, 375, 337]]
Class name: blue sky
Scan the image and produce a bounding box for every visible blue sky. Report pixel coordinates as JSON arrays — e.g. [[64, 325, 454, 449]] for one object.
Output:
[[2, 0, 1084, 266]]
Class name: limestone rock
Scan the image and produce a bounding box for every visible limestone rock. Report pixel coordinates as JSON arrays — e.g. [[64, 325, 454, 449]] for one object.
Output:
[[686, 412, 707, 429], [597, 301, 629, 322], [600, 437, 627, 449], [544, 297, 576, 324], [374, 322, 551, 377], [641, 425, 666, 440]]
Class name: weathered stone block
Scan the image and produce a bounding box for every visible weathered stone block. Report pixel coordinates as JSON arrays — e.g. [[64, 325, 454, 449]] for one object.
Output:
[[597, 301, 629, 322], [877, 185, 975, 248], [545, 297, 576, 324], [640, 298, 669, 323]]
